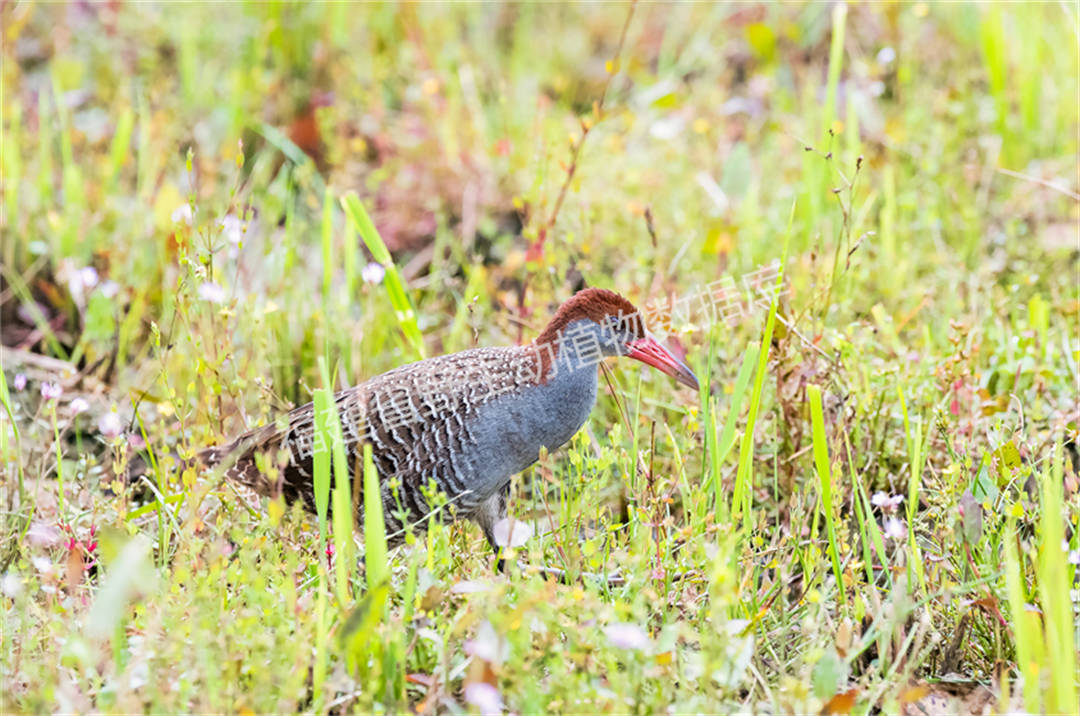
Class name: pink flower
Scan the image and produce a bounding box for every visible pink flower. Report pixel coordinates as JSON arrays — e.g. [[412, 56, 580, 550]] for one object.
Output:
[[464, 682, 503, 714], [40, 382, 62, 401], [871, 492, 903, 513], [27, 522, 61, 548], [13, 374, 26, 391], [98, 411, 124, 440], [884, 517, 907, 541]]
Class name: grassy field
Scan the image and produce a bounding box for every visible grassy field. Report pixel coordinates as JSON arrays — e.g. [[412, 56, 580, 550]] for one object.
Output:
[[2, 3, 1078, 713]]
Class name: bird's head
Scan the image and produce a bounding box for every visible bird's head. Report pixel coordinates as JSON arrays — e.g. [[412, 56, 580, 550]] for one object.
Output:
[[534, 287, 699, 391]]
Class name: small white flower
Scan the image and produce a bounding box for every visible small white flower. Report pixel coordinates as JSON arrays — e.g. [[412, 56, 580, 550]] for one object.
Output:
[[61, 262, 99, 301], [464, 682, 503, 714], [32, 556, 52, 576], [69, 397, 90, 414], [884, 517, 907, 541], [99, 411, 124, 440], [128, 658, 149, 691], [198, 282, 226, 304], [871, 492, 903, 512], [604, 623, 651, 651], [649, 117, 685, 140], [13, 373, 26, 391], [99, 280, 120, 299], [491, 518, 532, 548], [2, 572, 21, 598], [79, 266, 99, 289], [40, 383, 62, 401], [171, 203, 195, 225], [361, 262, 385, 284], [877, 46, 896, 65], [1068, 550, 1080, 566], [217, 214, 243, 244]]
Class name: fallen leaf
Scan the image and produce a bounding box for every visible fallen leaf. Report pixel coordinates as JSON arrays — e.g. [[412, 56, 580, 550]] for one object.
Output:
[[820, 687, 858, 715]]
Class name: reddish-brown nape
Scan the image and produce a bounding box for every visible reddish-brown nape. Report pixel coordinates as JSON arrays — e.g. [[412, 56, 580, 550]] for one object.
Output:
[[529, 288, 646, 382], [534, 287, 645, 348]]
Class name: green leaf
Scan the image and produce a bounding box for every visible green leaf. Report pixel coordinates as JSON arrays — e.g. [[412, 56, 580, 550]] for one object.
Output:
[[811, 648, 843, 699], [996, 438, 1023, 478]]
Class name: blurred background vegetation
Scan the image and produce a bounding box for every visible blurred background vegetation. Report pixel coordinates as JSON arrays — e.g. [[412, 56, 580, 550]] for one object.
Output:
[[2, 2, 1078, 713]]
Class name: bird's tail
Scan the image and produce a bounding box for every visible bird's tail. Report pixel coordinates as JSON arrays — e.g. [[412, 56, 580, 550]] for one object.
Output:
[[124, 424, 302, 508], [123, 441, 234, 485]]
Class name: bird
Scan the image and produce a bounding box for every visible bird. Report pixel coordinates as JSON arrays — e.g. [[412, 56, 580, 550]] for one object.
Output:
[[184, 287, 698, 553]]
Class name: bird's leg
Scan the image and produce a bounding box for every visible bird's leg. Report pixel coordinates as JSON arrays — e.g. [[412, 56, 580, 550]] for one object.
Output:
[[472, 488, 625, 586], [471, 488, 509, 574]]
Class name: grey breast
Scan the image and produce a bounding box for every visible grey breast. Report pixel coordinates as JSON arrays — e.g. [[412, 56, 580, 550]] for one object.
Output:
[[453, 358, 600, 507]]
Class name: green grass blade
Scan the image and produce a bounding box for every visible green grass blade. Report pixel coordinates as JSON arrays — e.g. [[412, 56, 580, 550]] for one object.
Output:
[[363, 443, 388, 589], [321, 188, 334, 305], [341, 192, 426, 360], [823, 2, 847, 137], [256, 121, 326, 195], [1004, 511, 1043, 714], [343, 206, 359, 301], [3, 100, 22, 253], [312, 573, 329, 710], [733, 204, 792, 528], [1037, 448, 1078, 713], [716, 342, 758, 465], [312, 389, 333, 539], [318, 358, 354, 606], [106, 108, 134, 190], [808, 384, 846, 606], [844, 430, 890, 590], [709, 341, 757, 514], [898, 387, 927, 594]]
